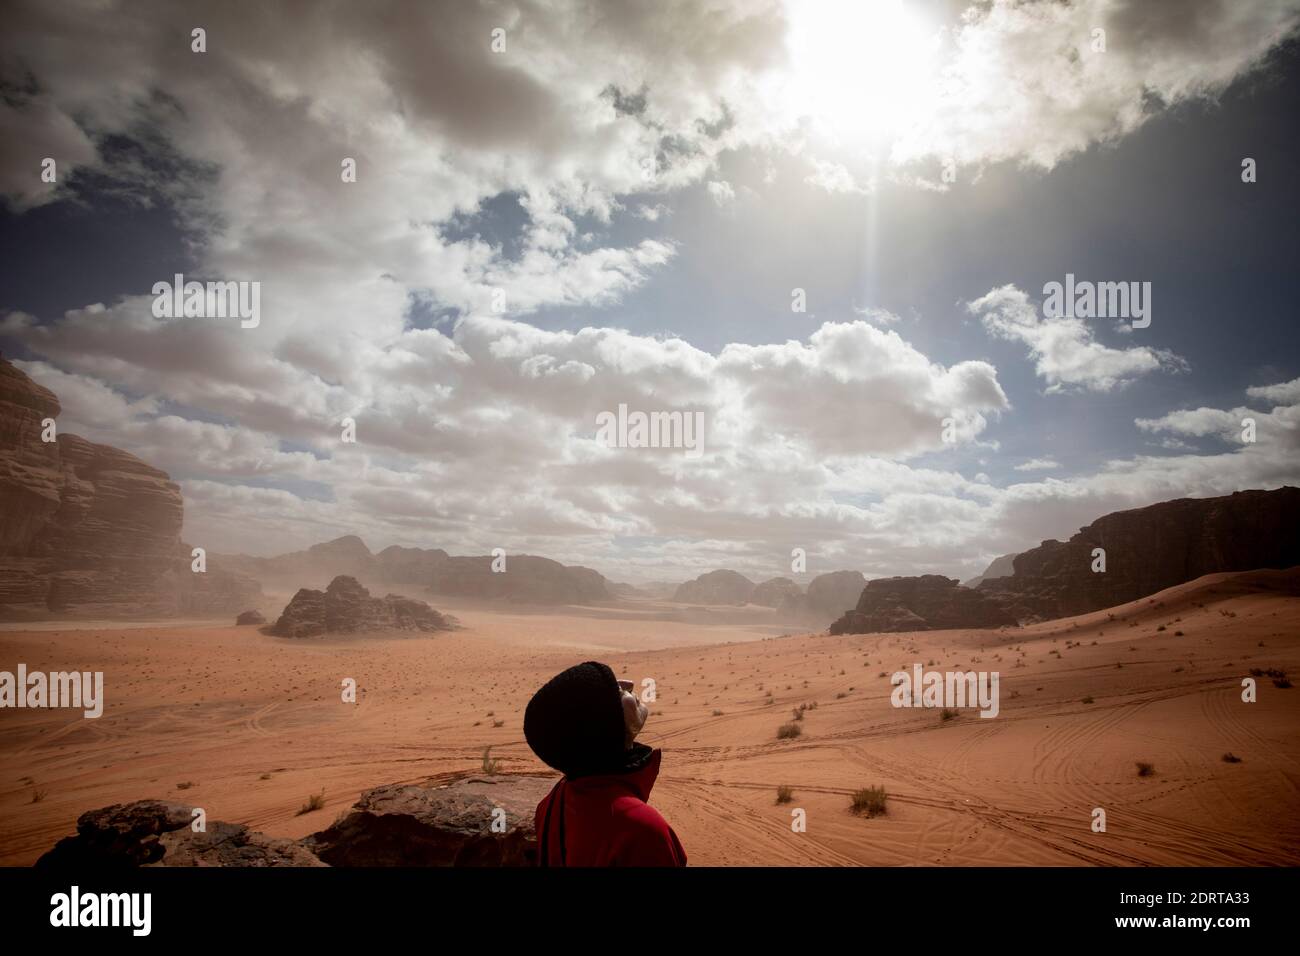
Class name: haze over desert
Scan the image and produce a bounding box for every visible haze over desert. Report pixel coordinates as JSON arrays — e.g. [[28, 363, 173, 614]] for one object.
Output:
[[4, 569, 1298, 867]]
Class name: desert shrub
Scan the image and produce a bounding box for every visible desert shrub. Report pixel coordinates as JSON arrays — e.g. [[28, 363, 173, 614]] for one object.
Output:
[[1222, 752, 1242, 764], [1081, 696, 1094, 704], [30, 786, 47, 804], [940, 708, 958, 722], [776, 722, 802, 740], [492, 719, 505, 728], [1135, 762, 1155, 777], [297, 789, 325, 815], [775, 785, 794, 804], [481, 746, 501, 774], [851, 785, 887, 817], [176, 781, 195, 791]]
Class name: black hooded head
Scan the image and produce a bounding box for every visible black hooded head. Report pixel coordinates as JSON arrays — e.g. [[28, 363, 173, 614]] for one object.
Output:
[[524, 661, 637, 778]]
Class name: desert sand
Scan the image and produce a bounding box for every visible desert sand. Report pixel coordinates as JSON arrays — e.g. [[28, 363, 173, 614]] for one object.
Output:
[[2, 570, 1299, 866]]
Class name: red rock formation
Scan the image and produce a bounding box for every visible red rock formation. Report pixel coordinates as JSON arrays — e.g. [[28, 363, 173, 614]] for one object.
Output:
[[830, 488, 1300, 633], [0, 358, 260, 618], [830, 575, 1016, 634], [980, 488, 1300, 621], [265, 574, 455, 637]]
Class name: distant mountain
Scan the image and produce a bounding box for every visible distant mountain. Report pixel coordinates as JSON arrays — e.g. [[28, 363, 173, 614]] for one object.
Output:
[[962, 552, 1018, 589], [673, 569, 755, 605], [429, 554, 610, 604], [752, 576, 802, 608], [780, 570, 866, 621], [216, 536, 610, 605]]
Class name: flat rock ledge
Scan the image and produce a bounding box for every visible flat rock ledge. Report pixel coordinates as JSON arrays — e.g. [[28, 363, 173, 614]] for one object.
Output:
[[35, 774, 556, 868]]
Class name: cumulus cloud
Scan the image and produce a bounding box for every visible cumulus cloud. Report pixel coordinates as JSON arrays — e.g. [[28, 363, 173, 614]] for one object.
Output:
[[1014, 458, 1060, 472], [2, 0, 1298, 585], [967, 284, 1187, 393], [892, 0, 1300, 171]]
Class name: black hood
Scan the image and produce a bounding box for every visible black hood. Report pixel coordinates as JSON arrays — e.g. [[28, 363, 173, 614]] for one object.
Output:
[[524, 661, 651, 778]]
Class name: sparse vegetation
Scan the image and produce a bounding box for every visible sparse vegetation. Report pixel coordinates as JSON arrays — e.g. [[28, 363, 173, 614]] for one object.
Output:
[[940, 708, 958, 722], [30, 785, 47, 804], [1135, 761, 1155, 777], [1222, 752, 1242, 764], [297, 789, 326, 815], [851, 785, 888, 817], [176, 781, 195, 790], [775, 785, 794, 804], [492, 719, 505, 728], [776, 721, 802, 740], [481, 746, 501, 774], [1081, 696, 1094, 704], [711, 709, 724, 716]]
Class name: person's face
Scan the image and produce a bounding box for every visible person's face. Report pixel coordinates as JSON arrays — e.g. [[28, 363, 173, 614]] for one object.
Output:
[[618, 679, 648, 747]]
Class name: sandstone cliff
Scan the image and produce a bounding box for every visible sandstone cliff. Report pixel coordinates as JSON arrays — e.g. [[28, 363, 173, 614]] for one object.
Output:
[[0, 358, 260, 618], [979, 487, 1300, 621], [830, 488, 1300, 633]]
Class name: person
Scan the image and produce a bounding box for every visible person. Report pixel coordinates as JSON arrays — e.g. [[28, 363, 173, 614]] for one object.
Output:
[[523, 660, 687, 866]]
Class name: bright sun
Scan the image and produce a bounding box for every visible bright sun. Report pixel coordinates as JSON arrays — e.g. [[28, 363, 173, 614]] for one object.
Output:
[[783, 0, 941, 147]]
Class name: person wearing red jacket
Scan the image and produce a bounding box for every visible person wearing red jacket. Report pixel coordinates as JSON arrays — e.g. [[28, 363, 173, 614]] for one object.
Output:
[[523, 660, 687, 867]]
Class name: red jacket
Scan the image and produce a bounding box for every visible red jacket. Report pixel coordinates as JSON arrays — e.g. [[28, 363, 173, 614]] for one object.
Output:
[[534, 748, 687, 866]]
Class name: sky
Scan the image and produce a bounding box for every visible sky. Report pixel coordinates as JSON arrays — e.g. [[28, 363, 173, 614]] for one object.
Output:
[[2, 0, 1298, 586]]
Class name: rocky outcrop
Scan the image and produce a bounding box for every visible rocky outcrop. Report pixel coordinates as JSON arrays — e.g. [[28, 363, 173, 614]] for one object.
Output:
[[830, 575, 1017, 634], [34, 800, 322, 868], [979, 488, 1300, 621], [265, 575, 455, 637], [305, 774, 553, 866], [961, 552, 1018, 589], [235, 609, 266, 626], [0, 357, 261, 618], [673, 569, 756, 605], [752, 576, 802, 608], [37, 774, 553, 868]]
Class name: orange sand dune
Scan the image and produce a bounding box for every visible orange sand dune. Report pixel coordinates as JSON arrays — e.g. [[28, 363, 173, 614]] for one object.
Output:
[[2, 569, 1298, 866]]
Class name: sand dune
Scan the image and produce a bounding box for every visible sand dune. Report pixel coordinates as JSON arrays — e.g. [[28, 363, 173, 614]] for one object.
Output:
[[2, 569, 1298, 866]]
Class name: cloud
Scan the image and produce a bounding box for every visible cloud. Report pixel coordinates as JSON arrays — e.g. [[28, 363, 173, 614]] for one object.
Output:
[[3, 0, 1299, 586], [706, 180, 736, 206], [967, 284, 1187, 393], [1014, 458, 1060, 472], [891, 0, 1300, 171], [805, 159, 869, 195]]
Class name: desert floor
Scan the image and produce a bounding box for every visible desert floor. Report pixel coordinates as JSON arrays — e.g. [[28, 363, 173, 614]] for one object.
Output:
[[2, 570, 1299, 866]]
